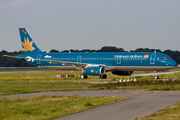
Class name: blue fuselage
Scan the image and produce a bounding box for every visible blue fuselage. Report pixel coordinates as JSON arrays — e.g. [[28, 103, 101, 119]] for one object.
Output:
[[18, 52, 177, 71]]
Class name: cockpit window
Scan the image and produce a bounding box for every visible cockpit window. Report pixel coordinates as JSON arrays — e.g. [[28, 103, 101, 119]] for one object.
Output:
[[161, 57, 171, 60]]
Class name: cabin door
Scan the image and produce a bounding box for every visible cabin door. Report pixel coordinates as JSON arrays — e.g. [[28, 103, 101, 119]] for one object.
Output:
[[77, 56, 82, 63], [37, 54, 42, 64], [150, 54, 156, 64], [117, 56, 121, 64]]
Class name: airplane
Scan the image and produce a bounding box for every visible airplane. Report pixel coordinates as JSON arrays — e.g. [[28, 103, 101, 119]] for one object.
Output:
[[3, 28, 177, 79]]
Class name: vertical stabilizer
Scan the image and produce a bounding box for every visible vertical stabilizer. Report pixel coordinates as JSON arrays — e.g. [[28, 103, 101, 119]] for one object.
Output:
[[19, 28, 42, 54]]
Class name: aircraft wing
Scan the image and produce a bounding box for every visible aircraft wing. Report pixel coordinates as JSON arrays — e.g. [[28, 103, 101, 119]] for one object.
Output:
[[38, 59, 106, 69], [3, 55, 106, 69]]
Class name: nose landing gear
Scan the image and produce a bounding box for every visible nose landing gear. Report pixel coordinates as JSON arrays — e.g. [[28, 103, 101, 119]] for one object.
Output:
[[154, 71, 159, 79]]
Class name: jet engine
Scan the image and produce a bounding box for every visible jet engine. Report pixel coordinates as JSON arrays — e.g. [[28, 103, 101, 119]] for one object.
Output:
[[112, 71, 134, 76], [85, 66, 105, 76]]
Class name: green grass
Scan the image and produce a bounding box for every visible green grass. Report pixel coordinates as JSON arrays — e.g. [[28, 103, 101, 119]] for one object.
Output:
[[0, 95, 130, 120], [0, 81, 92, 95], [1, 78, 180, 96], [90, 79, 180, 91], [0, 67, 180, 80], [0, 69, 180, 95], [139, 101, 180, 120]]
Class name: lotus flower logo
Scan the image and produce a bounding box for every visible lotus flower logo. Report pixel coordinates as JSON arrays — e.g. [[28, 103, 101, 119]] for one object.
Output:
[[144, 55, 149, 58], [21, 37, 35, 51]]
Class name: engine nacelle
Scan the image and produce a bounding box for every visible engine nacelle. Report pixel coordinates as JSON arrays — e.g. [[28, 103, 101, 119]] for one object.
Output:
[[85, 66, 105, 76], [112, 71, 134, 76]]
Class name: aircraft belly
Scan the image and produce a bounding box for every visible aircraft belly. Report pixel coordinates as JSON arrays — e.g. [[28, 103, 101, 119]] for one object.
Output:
[[43, 66, 174, 71], [105, 66, 174, 71]]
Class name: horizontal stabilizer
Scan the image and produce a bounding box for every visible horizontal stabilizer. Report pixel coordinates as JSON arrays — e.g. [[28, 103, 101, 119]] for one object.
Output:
[[3, 55, 33, 61]]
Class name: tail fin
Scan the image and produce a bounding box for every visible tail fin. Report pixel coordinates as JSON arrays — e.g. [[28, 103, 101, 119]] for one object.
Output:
[[19, 28, 43, 54]]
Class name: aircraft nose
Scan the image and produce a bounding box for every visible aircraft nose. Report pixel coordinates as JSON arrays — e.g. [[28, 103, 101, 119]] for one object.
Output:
[[168, 60, 177, 67]]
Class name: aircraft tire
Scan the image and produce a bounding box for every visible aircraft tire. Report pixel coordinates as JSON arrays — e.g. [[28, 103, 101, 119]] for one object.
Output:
[[155, 76, 159, 79], [80, 74, 88, 79], [100, 74, 107, 79], [84, 74, 88, 79], [80, 74, 84, 79]]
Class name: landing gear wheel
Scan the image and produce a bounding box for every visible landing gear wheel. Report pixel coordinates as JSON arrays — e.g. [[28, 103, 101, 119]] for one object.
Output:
[[154, 71, 159, 79], [155, 76, 159, 79], [80, 74, 88, 79], [99, 74, 107, 79]]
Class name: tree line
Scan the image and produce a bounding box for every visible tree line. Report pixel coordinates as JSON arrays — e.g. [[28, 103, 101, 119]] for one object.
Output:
[[0, 46, 180, 67]]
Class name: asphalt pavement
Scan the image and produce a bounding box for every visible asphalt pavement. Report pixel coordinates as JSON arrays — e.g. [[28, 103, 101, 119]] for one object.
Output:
[[3, 90, 180, 120]]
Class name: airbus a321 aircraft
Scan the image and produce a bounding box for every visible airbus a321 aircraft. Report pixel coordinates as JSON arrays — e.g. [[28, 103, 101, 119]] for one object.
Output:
[[4, 28, 177, 79]]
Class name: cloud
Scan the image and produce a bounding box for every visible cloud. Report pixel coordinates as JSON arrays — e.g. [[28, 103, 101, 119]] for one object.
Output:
[[0, 0, 30, 9], [11, 0, 30, 7], [0, 5, 6, 9]]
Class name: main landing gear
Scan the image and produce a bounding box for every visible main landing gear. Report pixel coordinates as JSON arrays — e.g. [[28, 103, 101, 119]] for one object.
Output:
[[154, 71, 159, 79], [80, 74, 88, 79], [99, 74, 107, 79], [80, 67, 107, 79], [80, 74, 107, 79]]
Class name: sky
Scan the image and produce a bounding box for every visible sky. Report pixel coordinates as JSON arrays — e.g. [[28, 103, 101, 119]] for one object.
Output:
[[0, 0, 180, 52]]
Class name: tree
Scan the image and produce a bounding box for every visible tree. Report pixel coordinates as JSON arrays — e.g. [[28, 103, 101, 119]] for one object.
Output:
[[175, 56, 180, 64], [119, 48, 126, 52], [172, 51, 180, 61], [163, 50, 174, 58], [0, 50, 8, 55], [99, 46, 120, 52], [49, 49, 59, 53]]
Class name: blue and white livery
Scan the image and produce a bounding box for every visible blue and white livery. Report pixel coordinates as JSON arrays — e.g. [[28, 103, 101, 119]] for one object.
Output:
[[4, 28, 177, 79]]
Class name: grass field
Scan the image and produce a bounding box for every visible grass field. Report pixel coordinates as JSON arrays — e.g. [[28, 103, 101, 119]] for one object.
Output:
[[0, 95, 130, 120], [0, 68, 180, 95], [139, 101, 180, 120], [0, 68, 180, 119]]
